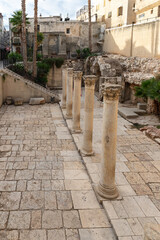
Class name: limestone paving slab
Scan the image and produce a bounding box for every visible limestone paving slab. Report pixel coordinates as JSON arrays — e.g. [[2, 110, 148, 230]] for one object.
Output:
[[62, 92, 160, 240]]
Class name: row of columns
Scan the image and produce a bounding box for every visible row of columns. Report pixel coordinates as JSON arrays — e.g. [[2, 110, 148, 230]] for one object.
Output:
[[61, 67, 121, 200]]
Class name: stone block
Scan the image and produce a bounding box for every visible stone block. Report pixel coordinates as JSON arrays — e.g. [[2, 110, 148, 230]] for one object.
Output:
[[137, 103, 147, 110], [6, 96, 14, 105], [14, 98, 23, 106], [29, 98, 45, 105]]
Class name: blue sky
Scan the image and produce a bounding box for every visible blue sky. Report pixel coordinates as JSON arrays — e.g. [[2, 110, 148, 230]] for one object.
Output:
[[0, 0, 96, 30]]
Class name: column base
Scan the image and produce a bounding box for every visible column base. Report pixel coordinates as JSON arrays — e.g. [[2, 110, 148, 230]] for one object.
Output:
[[80, 148, 94, 156], [96, 182, 119, 200]]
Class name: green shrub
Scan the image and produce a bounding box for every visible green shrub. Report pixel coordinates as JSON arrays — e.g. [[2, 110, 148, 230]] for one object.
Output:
[[42, 57, 64, 68], [135, 77, 160, 102], [37, 53, 43, 61], [37, 62, 50, 86], [9, 63, 24, 75], [8, 52, 22, 63], [76, 48, 96, 59]]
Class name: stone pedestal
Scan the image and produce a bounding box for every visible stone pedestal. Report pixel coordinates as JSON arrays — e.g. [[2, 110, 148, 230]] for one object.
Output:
[[97, 83, 121, 199], [81, 75, 96, 156], [61, 68, 67, 109], [72, 71, 82, 133], [66, 68, 73, 119]]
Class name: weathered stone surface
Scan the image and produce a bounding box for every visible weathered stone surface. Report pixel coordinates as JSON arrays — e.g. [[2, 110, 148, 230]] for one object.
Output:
[[48, 230, 65, 240], [56, 191, 72, 210], [0, 230, 18, 240], [0, 212, 9, 229], [20, 191, 44, 210], [7, 211, 30, 229], [79, 228, 117, 240], [45, 191, 57, 209], [0, 192, 21, 210], [63, 210, 81, 228], [144, 224, 160, 240], [29, 98, 45, 105], [42, 210, 63, 229], [20, 230, 46, 240], [79, 209, 110, 228], [71, 191, 100, 209], [31, 210, 42, 229], [66, 229, 80, 240]]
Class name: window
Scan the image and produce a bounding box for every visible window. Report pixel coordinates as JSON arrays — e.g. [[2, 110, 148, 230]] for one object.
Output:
[[139, 13, 145, 18], [37, 25, 40, 32], [66, 28, 70, 34], [151, 9, 153, 14], [158, 5, 160, 17], [118, 7, 123, 16]]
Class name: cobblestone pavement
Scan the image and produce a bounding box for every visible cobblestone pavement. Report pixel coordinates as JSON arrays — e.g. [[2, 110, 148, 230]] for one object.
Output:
[[0, 104, 116, 240], [63, 91, 160, 240]]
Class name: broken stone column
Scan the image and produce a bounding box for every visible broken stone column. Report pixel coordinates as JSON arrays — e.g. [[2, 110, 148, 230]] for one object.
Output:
[[81, 75, 96, 156], [66, 68, 73, 119], [61, 68, 67, 109], [97, 83, 121, 199], [72, 71, 82, 133]]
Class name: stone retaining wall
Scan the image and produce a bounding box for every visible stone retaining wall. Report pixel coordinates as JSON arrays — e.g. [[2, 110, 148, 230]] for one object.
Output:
[[0, 69, 60, 106]]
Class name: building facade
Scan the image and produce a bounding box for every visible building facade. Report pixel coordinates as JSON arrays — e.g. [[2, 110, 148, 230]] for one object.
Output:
[[76, 0, 136, 28], [10, 16, 102, 58], [135, 0, 160, 22]]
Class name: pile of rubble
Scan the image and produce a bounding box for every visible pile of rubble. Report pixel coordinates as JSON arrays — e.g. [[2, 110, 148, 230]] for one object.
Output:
[[140, 125, 160, 144], [106, 54, 160, 85]]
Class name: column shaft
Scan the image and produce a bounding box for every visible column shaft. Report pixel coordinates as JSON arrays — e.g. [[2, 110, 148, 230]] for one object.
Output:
[[61, 68, 67, 109], [97, 84, 121, 199], [66, 68, 73, 119], [81, 75, 96, 156], [72, 71, 82, 133]]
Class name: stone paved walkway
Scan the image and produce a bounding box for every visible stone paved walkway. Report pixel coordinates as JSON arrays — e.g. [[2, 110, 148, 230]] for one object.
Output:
[[63, 91, 160, 240], [0, 104, 116, 240]]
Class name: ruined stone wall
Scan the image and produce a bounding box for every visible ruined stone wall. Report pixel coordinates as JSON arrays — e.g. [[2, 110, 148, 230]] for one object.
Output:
[[0, 70, 53, 103], [47, 65, 63, 89], [103, 19, 160, 58], [27, 21, 102, 57]]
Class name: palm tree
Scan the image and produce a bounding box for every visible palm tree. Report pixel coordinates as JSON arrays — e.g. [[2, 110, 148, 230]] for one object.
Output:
[[21, 0, 28, 71], [10, 10, 29, 57], [33, 0, 38, 78], [88, 0, 92, 52]]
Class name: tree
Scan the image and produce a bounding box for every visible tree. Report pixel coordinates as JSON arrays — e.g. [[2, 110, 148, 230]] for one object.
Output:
[[33, 0, 38, 78], [21, 0, 28, 71], [10, 10, 29, 56], [88, 0, 92, 52]]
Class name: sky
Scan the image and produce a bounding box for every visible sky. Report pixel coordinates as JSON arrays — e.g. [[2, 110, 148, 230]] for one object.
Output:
[[0, 0, 96, 30]]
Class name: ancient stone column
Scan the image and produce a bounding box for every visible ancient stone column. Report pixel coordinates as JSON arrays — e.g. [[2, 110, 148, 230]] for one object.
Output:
[[81, 75, 96, 156], [97, 83, 121, 199], [72, 71, 82, 133], [61, 68, 67, 109], [66, 68, 73, 119]]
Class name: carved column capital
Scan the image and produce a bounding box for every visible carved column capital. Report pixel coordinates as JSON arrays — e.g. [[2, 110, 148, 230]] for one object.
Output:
[[73, 71, 82, 81], [83, 75, 97, 87], [101, 83, 121, 101], [67, 68, 73, 76]]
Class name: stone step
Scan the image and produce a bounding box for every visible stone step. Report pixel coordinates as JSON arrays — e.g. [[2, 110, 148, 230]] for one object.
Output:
[[118, 107, 146, 119]]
